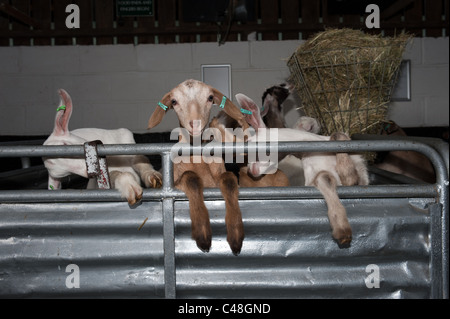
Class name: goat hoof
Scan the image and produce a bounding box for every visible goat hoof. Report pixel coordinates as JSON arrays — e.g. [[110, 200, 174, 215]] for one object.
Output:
[[228, 238, 243, 256], [333, 227, 352, 248], [145, 171, 163, 188], [126, 189, 143, 207], [227, 229, 244, 256], [127, 194, 143, 207], [193, 226, 212, 253], [195, 236, 212, 253]]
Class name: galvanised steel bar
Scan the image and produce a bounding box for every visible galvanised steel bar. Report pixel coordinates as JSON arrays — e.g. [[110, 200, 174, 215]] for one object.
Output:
[[0, 184, 439, 203], [1, 139, 447, 188], [162, 197, 176, 299], [161, 152, 176, 298]]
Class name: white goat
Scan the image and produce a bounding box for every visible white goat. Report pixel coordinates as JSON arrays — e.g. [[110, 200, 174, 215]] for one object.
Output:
[[43, 89, 162, 206], [278, 116, 322, 186], [236, 93, 369, 246]]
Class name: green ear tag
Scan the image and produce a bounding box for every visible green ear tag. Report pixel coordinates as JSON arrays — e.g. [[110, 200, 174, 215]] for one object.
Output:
[[240, 108, 252, 115], [219, 96, 227, 109], [56, 105, 66, 112]]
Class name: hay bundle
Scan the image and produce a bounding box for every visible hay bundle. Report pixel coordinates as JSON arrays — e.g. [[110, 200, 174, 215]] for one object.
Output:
[[288, 28, 411, 136]]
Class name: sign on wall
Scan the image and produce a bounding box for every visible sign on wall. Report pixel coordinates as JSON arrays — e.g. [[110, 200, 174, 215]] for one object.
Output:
[[116, 0, 154, 17]]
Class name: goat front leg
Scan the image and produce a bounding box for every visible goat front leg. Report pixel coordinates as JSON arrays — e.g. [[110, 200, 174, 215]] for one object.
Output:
[[330, 132, 359, 186], [176, 171, 212, 252], [313, 171, 352, 246], [132, 155, 163, 188], [218, 171, 244, 255], [110, 171, 143, 206]]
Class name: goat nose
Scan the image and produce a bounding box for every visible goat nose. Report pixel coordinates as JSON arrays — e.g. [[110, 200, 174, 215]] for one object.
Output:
[[189, 120, 203, 136], [190, 120, 202, 129]]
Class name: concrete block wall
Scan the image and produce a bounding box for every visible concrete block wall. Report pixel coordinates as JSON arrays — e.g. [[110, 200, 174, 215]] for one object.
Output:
[[388, 37, 449, 127], [0, 37, 448, 136]]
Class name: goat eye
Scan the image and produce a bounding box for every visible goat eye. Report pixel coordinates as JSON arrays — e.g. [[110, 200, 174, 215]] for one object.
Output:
[[208, 95, 214, 102], [171, 99, 177, 106]]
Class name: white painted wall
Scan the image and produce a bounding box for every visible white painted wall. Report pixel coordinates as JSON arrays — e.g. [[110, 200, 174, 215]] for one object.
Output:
[[388, 37, 449, 127], [0, 37, 448, 136]]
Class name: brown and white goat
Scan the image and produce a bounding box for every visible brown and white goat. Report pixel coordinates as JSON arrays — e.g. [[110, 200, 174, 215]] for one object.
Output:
[[260, 83, 290, 128], [43, 89, 162, 206], [233, 83, 316, 187], [228, 93, 290, 187], [237, 94, 369, 246], [213, 83, 291, 134], [147, 79, 249, 255], [210, 84, 293, 187]]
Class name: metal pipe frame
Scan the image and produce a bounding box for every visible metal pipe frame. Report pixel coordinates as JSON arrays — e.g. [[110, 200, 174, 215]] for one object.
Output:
[[0, 138, 448, 299]]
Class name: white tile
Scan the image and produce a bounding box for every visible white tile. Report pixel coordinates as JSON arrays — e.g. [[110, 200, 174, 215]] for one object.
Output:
[[192, 42, 250, 69], [0, 105, 26, 135], [0, 75, 53, 104], [250, 40, 302, 69], [0, 47, 20, 74], [411, 65, 449, 97], [21, 45, 81, 74], [425, 96, 449, 126], [79, 45, 138, 73], [137, 43, 192, 72], [387, 99, 426, 127], [402, 37, 422, 65], [422, 37, 449, 65]]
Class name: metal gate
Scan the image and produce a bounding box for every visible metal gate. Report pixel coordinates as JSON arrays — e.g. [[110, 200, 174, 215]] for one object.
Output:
[[0, 138, 448, 298]]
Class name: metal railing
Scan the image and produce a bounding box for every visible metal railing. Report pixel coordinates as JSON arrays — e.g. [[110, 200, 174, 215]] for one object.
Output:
[[0, 138, 448, 298]]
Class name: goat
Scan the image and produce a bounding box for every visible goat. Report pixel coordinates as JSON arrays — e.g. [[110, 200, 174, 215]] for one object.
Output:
[[212, 82, 290, 138], [234, 85, 320, 187], [209, 84, 293, 187], [43, 89, 162, 206], [260, 85, 324, 186], [376, 121, 435, 183], [293, 116, 322, 135], [147, 79, 249, 255], [237, 94, 369, 246], [277, 117, 322, 186], [229, 93, 289, 187], [260, 83, 290, 128]]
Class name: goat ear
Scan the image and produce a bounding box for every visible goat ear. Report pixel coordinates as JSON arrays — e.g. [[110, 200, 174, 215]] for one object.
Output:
[[53, 89, 73, 136], [261, 93, 277, 117], [235, 93, 266, 130], [148, 92, 171, 129], [212, 88, 249, 131]]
